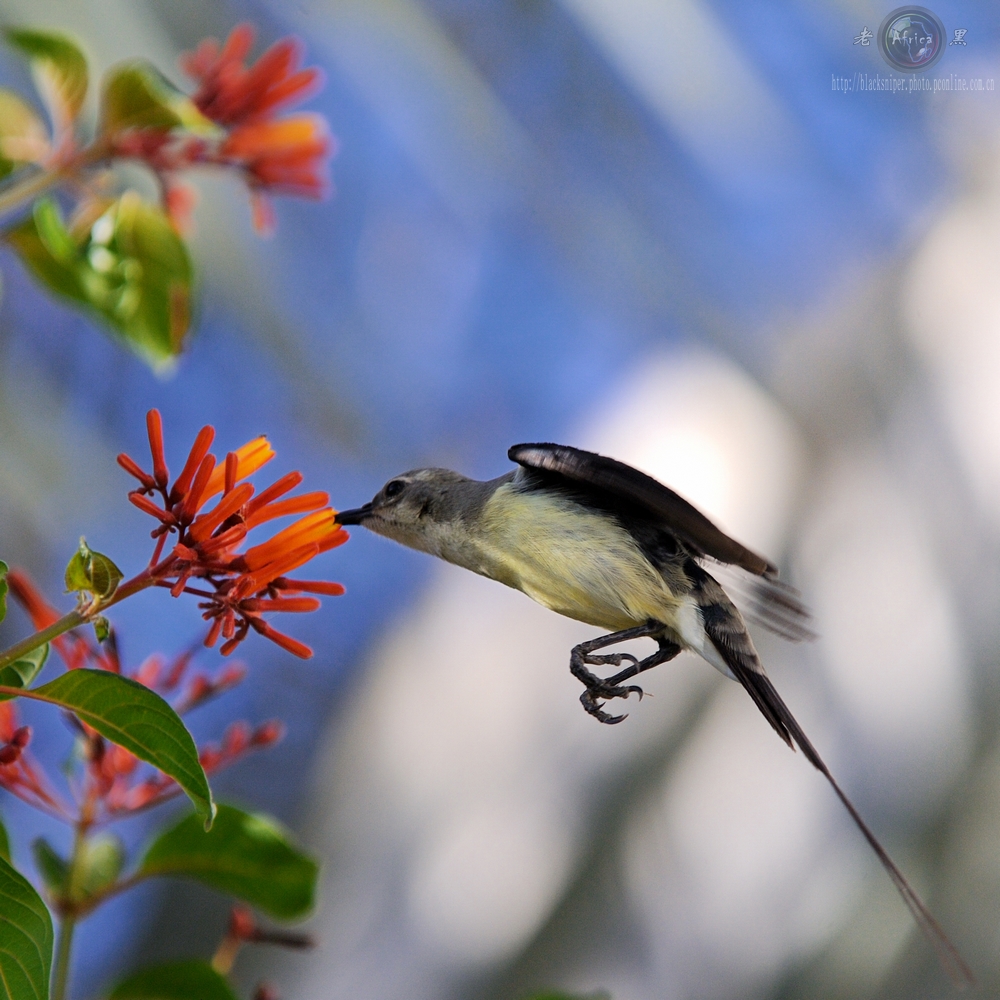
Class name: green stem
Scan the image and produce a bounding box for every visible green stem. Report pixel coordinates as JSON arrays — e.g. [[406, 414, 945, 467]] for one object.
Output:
[[52, 822, 87, 1000], [0, 566, 158, 672], [67, 871, 148, 919], [0, 167, 62, 220], [0, 611, 85, 671], [51, 914, 76, 1000]]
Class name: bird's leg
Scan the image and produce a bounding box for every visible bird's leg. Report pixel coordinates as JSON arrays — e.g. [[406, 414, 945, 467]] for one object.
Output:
[[570, 622, 681, 724]]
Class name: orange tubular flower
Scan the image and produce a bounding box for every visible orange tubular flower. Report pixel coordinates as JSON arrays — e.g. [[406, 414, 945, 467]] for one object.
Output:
[[222, 116, 331, 198], [117, 409, 348, 659], [182, 25, 323, 126], [180, 23, 333, 231]]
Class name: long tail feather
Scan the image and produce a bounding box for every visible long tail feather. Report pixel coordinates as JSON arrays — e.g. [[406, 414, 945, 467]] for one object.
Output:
[[732, 663, 974, 989], [688, 559, 974, 988]]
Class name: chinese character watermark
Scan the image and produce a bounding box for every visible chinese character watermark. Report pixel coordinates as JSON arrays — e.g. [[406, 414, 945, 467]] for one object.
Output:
[[855, 26, 874, 45], [950, 28, 968, 45]]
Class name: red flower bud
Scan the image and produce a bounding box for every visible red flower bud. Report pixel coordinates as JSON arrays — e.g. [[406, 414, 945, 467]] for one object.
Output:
[[251, 719, 285, 747], [230, 904, 257, 940]]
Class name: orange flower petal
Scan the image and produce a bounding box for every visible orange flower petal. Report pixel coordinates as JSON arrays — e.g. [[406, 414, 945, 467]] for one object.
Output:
[[170, 425, 216, 502], [245, 491, 329, 529], [222, 115, 326, 157], [250, 620, 313, 659], [117, 452, 155, 489], [203, 437, 274, 501], [146, 409, 169, 488], [246, 472, 302, 516], [242, 509, 336, 571], [224, 451, 239, 495], [241, 597, 321, 613], [197, 523, 248, 556], [272, 578, 345, 596], [241, 543, 320, 593], [177, 453, 217, 520], [129, 493, 175, 524], [188, 481, 254, 543], [317, 527, 349, 553]]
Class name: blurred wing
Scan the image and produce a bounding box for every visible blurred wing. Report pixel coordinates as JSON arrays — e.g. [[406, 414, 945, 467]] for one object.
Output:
[[509, 443, 776, 576], [710, 563, 817, 642]]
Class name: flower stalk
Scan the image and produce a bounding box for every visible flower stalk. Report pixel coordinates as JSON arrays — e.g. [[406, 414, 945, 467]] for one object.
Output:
[[0, 610, 85, 672]]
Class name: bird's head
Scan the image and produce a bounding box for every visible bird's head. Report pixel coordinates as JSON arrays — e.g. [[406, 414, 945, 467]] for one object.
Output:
[[335, 467, 481, 555]]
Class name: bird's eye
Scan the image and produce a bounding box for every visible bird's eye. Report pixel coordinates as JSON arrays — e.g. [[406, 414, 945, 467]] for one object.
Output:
[[384, 479, 406, 498]]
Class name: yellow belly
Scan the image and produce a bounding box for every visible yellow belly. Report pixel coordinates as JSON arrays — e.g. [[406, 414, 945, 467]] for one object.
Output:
[[471, 484, 684, 631]]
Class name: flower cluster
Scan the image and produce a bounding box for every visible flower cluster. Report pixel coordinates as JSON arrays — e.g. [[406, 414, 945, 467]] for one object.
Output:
[[119, 409, 347, 659], [0, 708, 58, 816], [0, 23, 336, 370], [183, 24, 330, 230], [1, 571, 283, 823], [113, 23, 332, 234]]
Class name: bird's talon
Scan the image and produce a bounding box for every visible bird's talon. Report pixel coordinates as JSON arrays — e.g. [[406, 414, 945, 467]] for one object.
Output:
[[570, 626, 677, 724], [579, 690, 628, 724]]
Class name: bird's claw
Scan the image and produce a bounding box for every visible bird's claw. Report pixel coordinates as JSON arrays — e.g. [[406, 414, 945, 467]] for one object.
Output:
[[579, 679, 645, 725], [585, 652, 640, 669], [569, 625, 677, 725]]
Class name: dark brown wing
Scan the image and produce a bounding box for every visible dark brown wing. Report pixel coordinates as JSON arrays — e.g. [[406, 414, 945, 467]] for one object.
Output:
[[509, 442, 776, 577]]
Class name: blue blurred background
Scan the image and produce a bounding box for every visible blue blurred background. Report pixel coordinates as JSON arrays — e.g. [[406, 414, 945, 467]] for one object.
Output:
[[2, 0, 1000, 997]]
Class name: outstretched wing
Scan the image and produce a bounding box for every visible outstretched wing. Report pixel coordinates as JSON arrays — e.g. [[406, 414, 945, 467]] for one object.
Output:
[[509, 442, 776, 576]]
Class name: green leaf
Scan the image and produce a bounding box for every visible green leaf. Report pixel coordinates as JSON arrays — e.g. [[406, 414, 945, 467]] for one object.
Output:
[[100, 62, 214, 135], [0, 815, 10, 862], [0, 88, 49, 173], [4, 29, 87, 128], [0, 559, 7, 625], [140, 804, 317, 920], [26, 670, 214, 827], [5, 198, 89, 304], [30, 838, 67, 895], [108, 961, 238, 1000], [0, 854, 53, 1000], [3, 193, 194, 370], [109, 192, 194, 365], [0, 644, 48, 702], [64, 537, 122, 599], [93, 616, 110, 643]]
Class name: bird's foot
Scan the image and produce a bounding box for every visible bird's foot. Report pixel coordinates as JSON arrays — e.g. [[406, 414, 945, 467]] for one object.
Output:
[[572, 651, 644, 724], [579, 684, 645, 724]]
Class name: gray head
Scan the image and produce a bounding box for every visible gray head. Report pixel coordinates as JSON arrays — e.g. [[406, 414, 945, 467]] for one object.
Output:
[[336, 467, 498, 556]]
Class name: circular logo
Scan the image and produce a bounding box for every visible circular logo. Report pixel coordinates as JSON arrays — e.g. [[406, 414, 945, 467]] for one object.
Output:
[[877, 7, 946, 71]]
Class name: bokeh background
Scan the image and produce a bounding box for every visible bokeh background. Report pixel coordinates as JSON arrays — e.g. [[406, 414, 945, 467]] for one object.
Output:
[[2, 0, 1000, 997]]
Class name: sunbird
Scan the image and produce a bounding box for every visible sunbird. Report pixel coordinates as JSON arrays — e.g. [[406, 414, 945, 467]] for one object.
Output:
[[336, 442, 972, 987]]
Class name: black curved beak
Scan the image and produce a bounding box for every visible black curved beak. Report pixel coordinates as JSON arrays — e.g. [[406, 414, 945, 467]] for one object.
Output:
[[335, 503, 373, 526]]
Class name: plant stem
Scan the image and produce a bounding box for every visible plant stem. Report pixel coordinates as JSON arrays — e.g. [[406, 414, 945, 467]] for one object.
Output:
[[52, 821, 87, 1000], [0, 611, 85, 671], [51, 915, 76, 1000], [0, 167, 62, 220], [0, 566, 159, 672]]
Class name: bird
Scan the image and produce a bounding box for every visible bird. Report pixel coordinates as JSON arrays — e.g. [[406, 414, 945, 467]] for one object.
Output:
[[335, 442, 972, 987]]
